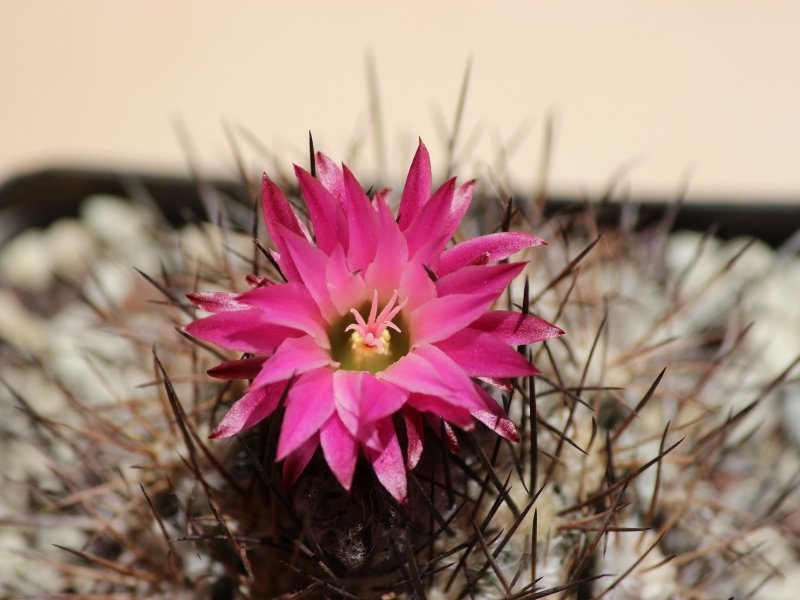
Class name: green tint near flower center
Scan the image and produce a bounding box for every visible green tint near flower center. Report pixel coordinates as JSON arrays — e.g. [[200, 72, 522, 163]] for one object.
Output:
[[328, 300, 410, 374]]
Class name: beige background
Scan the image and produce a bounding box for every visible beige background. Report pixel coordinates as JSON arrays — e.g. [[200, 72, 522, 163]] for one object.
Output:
[[2, 1, 799, 201]]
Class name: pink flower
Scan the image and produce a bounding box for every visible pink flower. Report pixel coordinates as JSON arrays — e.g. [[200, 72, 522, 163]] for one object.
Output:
[[185, 141, 563, 504]]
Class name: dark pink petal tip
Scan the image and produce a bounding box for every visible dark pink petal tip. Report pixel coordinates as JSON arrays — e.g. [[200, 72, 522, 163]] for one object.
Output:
[[398, 139, 432, 229], [437, 231, 546, 276], [282, 434, 319, 488], [472, 311, 564, 346], [364, 419, 408, 505], [207, 356, 266, 380], [209, 381, 287, 439], [245, 274, 273, 288], [443, 422, 461, 454], [187, 292, 248, 313]]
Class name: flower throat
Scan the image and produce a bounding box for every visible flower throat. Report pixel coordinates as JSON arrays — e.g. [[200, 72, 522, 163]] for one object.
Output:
[[329, 290, 410, 373]]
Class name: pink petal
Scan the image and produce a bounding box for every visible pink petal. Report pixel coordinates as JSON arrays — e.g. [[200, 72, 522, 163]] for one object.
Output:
[[282, 433, 319, 488], [471, 384, 520, 442], [237, 282, 328, 343], [326, 245, 368, 316], [435, 262, 525, 298], [435, 328, 539, 378], [245, 274, 273, 288], [208, 356, 267, 380], [379, 344, 484, 411], [418, 179, 477, 266], [209, 380, 288, 439], [364, 419, 408, 505], [294, 165, 347, 253], [320, 413, 359, 491], [342, 165, 379, 272], [409, 292, 497, 346], [360, 374, 408, 423], [363, 193, 409, 298], [251, 337, 333, 389], [333, 371, 408, 435], [398, 260, 436, 312], [187, 292, 249, 313], [315, 152, 346, 208], [407, 393, 474, 429], [438, 232, 545, 276], [184, 310, 303, 354], [442, 180, 475, 242], [479, 377, 513, 392], [442, 421, 461, 454], [277, 368, 335, 459], [402, 407, 424, 470], [261, 174, 304, 280], [403, 178, 456, 262], [262, 173, 304, 238], [277, 226, 338, 320], [471, 310, 565, 345], [398, 139, 432, 230], [332, 370, 361, 436]]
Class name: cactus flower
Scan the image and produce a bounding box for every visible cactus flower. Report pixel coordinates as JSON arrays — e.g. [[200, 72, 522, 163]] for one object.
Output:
[[185, 141, 562, 504]]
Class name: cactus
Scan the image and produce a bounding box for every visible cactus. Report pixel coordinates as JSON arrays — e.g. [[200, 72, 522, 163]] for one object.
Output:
[[1, 139, 798, 599]]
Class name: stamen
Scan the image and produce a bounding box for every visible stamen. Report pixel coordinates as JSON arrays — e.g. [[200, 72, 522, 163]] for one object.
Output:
[[345, 289, 407, 354]]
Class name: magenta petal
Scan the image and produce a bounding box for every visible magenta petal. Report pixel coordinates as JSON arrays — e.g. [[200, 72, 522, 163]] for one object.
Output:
[[209, 381, 288, 439], [277, 368, 335, 460], [479, 376, 513, 392], [187, 292, 249, 313], [364, 419, 408, 505], [442, 180, 475, 242], [208, 356, 267, 380], [262, 173, 304, 239], [185, 310, 303, 354], [294, 165, 347, 253], [471, 384, 520, 442], [403, 178, 456, 262], [245, 274, 273, 288], [332, 370, 364, 435], [343, 165, 379, 272], [435, 328, 539, 378], [416, 179, 476, 265], [364, 194, 409, 299], [262, 174, 304, 280], [320, 413, 359, 491], [251, 337, 333, 389], [435, 262, 525, 298], [442, 421, 461, 454], [398, 260, 436, 312], [407, 393, 474, 429], [472, 310, 565, 345], [326, 245, 368, 315], [332, 371, 408, 434], [277, 226, 338, 320], [438, 232, 545, 276], [360, 374, 409, 423], [398, 139, 432, 230], [282, 433, 319, 488], [402, 407, 424, 470], [379, 345, 484, 412], [315, 152, 346, 208], [410, 293, 497, 346], [237, 282, 328, 344]]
